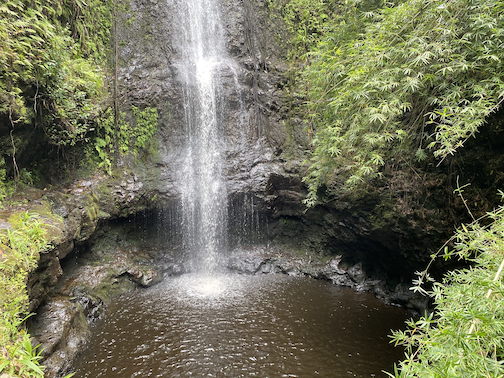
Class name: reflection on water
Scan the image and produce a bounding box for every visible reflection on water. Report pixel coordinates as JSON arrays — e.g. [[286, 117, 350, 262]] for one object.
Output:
[[74, 274, 409, 377]]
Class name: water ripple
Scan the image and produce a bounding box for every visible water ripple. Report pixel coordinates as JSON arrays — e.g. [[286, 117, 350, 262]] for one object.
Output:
[[74, 274, 409, 378]]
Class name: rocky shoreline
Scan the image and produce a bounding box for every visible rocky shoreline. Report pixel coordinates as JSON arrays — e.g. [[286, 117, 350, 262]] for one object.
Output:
[[30, 239, 427, 378], [11, 180, 428, 378]]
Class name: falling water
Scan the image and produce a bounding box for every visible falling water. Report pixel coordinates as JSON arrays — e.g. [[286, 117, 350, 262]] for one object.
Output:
[[69, 4, 413, 376], [174, 0, 230, 272]]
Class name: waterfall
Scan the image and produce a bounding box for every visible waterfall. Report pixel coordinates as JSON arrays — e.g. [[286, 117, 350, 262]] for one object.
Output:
[[174, 0, 230, 273]]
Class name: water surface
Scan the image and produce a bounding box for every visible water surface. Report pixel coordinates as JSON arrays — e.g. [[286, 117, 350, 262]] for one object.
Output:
[[74, 274, 409, 377]]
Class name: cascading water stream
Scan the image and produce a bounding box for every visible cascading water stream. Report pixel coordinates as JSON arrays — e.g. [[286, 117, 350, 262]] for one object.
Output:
[[174, 0, 230, 273], [69, 3, 413, 376]]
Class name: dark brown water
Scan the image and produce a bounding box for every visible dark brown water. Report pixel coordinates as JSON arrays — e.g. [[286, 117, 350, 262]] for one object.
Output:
[[73, 274, 409, 377]]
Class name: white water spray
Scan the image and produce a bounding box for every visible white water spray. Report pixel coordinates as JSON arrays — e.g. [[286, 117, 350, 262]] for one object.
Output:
[[174, 0, 230, 272]]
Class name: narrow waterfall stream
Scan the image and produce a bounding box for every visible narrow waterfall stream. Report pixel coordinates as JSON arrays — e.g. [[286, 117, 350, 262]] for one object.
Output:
[[72, 0, 412, 376], [175, 0, 230, 272]]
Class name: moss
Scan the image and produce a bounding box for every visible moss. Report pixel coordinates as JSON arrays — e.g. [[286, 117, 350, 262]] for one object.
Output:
[[85, 204, 98, 223], [98, 210, 111, 219], [29, 202, 66, 245], [93, 275, 136, 305]]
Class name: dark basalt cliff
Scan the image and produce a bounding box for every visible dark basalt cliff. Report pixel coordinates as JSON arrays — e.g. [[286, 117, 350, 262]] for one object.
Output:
[[2, 0, 501, 376]]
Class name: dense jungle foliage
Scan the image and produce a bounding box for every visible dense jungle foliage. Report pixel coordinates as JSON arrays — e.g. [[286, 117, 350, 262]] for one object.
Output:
[[273, 0, 504, 204], [0, 0, 158, 202], [0, 0, 112, 201], [0, 1, 158, 376], [0, 0, 111, 133], [274, 0, 504, 376]]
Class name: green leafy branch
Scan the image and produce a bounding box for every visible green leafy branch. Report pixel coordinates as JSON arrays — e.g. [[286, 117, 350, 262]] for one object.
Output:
[[293, 0, 504, 203], [388, 195, 504, 377]]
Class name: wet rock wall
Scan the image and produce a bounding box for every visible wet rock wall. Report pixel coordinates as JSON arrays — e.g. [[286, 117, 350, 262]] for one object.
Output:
[[14, 1, 504, 376]]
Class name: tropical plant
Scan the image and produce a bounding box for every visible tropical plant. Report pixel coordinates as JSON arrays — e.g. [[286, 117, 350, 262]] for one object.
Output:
[[0, 0, 112, 143], [388, 202, 504, 377], [0, 212, 49, 377], [284, 0, 504, 205]]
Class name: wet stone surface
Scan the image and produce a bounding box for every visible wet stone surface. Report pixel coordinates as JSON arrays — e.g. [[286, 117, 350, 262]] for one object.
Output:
[[30, 240, 163, 378]]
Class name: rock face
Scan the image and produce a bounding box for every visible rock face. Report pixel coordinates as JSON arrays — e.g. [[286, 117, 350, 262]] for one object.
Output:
[[0, 177, 163, 378], [265, 170, 454, 287], [15, 0, 504, 376], [115, 0, 303, 202], [28, 212, 164, 378], [103, 0, 504, 285], [110, 0, 456, 292], [226, 246, 429, 310]]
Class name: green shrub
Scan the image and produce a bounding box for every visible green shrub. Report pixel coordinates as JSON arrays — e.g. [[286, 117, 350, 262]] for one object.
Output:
[[389, 204, 504, 377], [0, 212, 48, 377]]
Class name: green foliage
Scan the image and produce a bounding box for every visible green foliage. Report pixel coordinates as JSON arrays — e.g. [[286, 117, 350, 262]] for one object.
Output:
[[269, 0, 337, 60], [0, 0, 112, 146], [94, 108, 119, 174], [94, 105, 158, 173], [0, 212, 49, 377], [132, 106, 158, 150], [389, 204, 504, 377], [42, 54, 106, 147], [274, 0, 385, 61], [59, 0, 114, 61], [289, 0, 504, 205], [1, 333, 45, 378]]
